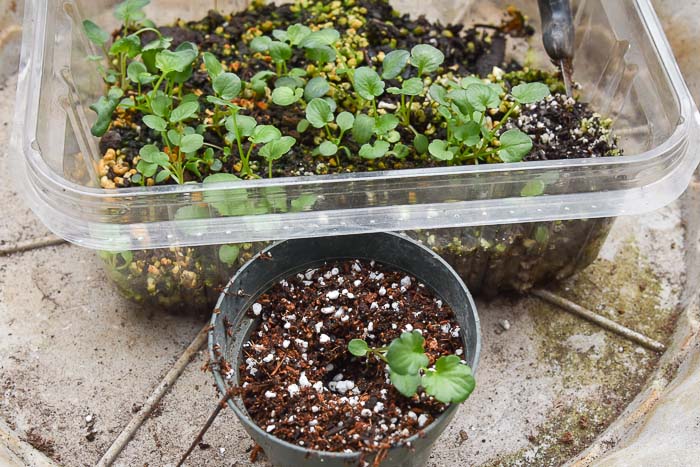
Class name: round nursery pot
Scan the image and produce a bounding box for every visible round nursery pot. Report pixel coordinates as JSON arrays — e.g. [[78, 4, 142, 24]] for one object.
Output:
[[209, 232, 481, 467]]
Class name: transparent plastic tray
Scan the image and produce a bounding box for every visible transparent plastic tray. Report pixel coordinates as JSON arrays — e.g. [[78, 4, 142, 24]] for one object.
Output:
[[10, 0, 700, 252]]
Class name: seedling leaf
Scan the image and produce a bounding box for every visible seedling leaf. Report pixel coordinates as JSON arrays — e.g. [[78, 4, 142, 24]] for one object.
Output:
[[386, 331, 429, 375], [83, 20, 109, 47], [428, 139, 455, 161], [213, 72, 242, 100], [218, 245, 240, 266], [259, 136, 296, 161], [390, 370, 422, 397], [179, 133, 204, 153], [353, 67, 385, 101], [465, 83, 500, 111], [410, 44, 444, 75], [336, 112, 354, 132], [421, 355, 475, 403], [498, 129, 532, 162], [348, 339, 369, 357], [169, 101, 199, 122], [511, 82, 550, 104], [352, 114, 375, 144], [271, 86, 303, 106], [304, 77, 330, 100], [381, 50, 410, 80], [203, 52, 223, 79], [305, 98, 333, 128], [142, 114, 167, 132]]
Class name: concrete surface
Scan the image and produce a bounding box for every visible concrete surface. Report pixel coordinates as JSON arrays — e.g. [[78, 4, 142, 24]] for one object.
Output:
[[1, 1, 700, 467]]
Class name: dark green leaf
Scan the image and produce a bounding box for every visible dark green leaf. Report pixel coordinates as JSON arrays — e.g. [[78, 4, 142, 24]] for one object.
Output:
[[381, 50, 410, 80], [359, 140, 390, 160], [352, 114, 375, 144], [304, 77, 330, 101], [511, 82, 551, 104], [386, 331, 429, 375], [83, 20, 109, 47], [348, 339, 369, 357], [305, 98, 333, 128], [410, 44, 444, 75], [421, 355, 475, 403], [89, 94, 119, 136], [413, 134, 429, 154], [353, 67, 385, 101], [498, 129, 532, 162]]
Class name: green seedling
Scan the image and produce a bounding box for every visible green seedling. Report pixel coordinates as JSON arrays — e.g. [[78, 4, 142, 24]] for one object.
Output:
[[348, 330, 475, 404]]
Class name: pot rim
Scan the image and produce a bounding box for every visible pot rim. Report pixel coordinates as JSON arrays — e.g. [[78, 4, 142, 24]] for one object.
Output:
[[208, 232, 481, 460]]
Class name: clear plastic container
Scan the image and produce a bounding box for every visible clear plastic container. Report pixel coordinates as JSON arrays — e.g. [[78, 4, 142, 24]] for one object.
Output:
[[10, 0, 700, 311]]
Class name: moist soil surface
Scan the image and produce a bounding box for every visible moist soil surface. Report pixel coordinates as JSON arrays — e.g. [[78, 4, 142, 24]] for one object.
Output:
[[231, 259, 466, 454]]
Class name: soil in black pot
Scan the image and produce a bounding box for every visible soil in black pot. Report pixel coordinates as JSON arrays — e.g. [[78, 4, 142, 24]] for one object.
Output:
[[227, 259, 465, 454]]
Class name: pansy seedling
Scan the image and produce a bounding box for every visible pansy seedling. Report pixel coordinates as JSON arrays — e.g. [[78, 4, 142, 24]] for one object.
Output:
[[213, 73, 242, 100], [305, 98, 334, 128], [381, 50, 410, 80], [353, 67, 385, 102], [498, 128, 532, 162], [271, 86, 304, 106], [349, 331, 475, 403], [511, 82, 551, 104], [83, 20, 110, 48], [359, 140, 390, 160], [259, 136, 297, 177], [352, 114, 375, 145], [428, 140, 455, 161], [410, 44, 444, 76]]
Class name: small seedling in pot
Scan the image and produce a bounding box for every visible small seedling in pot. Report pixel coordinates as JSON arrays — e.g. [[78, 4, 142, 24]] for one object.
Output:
[[348, 330, 475, 404]]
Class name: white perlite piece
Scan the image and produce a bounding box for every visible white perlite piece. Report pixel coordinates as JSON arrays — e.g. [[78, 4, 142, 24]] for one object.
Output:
[[252, 303, 263, 315], [321, 306, 335, 314], [319, 334, 331, 344], [263, 353, 274, 363], [299, 372, 311, 388], [378, 286, 387, 296], [282, 339, 290, 348], [418, 414, 429, 427], [264, 391, 277, 398], [287, 384, 300, 397], [314, 322, 323, 333], [400, 276, 412, 287], [313, 381, 324, 392], [353, 279, 361, 287], [326, 290, 340, 300], [361, 409, 372, 418], [266, 425, 276, 433]]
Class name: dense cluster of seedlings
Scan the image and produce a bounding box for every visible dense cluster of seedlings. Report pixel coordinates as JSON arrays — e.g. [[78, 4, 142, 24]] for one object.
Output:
[[86, 0, 619, 190]]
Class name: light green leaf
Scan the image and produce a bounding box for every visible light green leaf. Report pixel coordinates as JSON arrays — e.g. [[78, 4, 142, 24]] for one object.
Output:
[[218, 245, 240, 266], [169, 101, 199, 123], [390, 369, 421, 397], [142, 114, 167, 132], [305, 46, 336, 64], [259, 136, 296, 161], [299, 28, 340, 48], [226, 114, 257, 137], [203, 173, 241, 184], [206, 95, 238, 109], [352, 114, 375, 144], [269, 41, 292, 63], [353, 67, 385, 101], [429, 84, 449, 106], [271, 86, 303, 106], [203, 52, 223, 79], [359, 140, 390, 160], [388, 77, 423, 96], [421, 355, 475, 404], [498, 129, 532, 162], [272, 29, 288, 42], [290, 193, 318, 212], [336, 112, 354, 132], [428, 139, 455, 161], [136, 160, 157, 178], [155, 168, 171, 183], [348, 339, 369, 357], [151, 93, 171, 117], [304, 77, 330, 101], [465, 83, 500, 111], [374, 114, 399, 136], [179, 133, 204, 153], [83, 20, 109, 47], [287, 24, 312, 45], [249, 125, 281, 144], [318, 141, 338, 156], [391, 142, 410, 159], [213, 72, 242, 100], [381, 50, 410, 80], [511, 82, 551, 104], [452, 121, 482, 146], [305, 98, 333, 128], [114, 0, 149, 24], [410, 44, 444, 75], [297, 119, 310, 133], [386, 331, 429, 375], [155, 48, 194, 74], [109, 34, 141, 58], [520, 180, 545, 197], [250, 36, 272, 52]]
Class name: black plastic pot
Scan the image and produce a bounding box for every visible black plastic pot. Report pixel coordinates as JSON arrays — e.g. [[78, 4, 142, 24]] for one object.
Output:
[[209, 232, 481, 467]]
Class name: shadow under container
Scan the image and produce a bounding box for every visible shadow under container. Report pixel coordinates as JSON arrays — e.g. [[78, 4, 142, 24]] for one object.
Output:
[[11, 0, 700, 312]]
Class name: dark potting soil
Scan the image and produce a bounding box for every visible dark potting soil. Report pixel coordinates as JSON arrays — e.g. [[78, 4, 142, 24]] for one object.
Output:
[[231, 259, 465, 454], [96, 0, 621, 189]]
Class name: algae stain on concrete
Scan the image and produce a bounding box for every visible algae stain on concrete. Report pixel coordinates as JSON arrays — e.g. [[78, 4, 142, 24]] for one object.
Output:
[[484, 238, 678, 467]]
